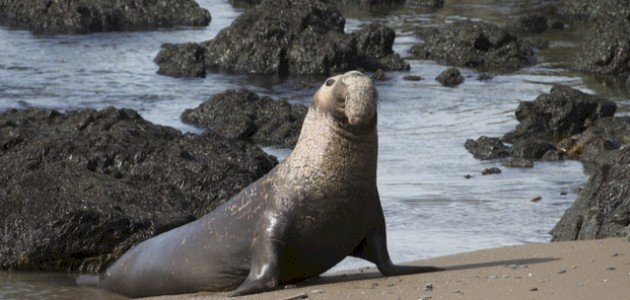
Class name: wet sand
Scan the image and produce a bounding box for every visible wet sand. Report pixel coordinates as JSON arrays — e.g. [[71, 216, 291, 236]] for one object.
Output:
[[149, 238, 629, 300]]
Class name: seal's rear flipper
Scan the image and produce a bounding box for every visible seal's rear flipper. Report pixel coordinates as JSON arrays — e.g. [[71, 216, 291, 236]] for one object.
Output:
[[76, 274, 100, 287]]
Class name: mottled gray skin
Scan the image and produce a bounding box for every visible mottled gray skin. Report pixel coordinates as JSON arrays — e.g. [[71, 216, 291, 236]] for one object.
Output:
[[99, 71, 441, 298]]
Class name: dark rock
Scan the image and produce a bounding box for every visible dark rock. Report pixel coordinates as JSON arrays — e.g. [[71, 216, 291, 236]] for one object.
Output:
[[572, 6, 630, 77], [464, 136, 511, 160], [514, 14, 549, 34], [204, 0, 346, 75], [594, 116, 630, 146], [403, 75, 423, 81], [436, 68, 465, 87], [0, 107, 277, 272], [542, 150, 563, 161], [557, 0, 630, 21], [551, 147, 630, 241], [501, 157, 534, 168], [477, 73, 493, 81], [228, 0, 262, 7], [154, 43, 207, 78], [503, 85, 617, 143], [411, 20, 536, 72], [0, 0, 211, 34], [512, 139, 556, 159], [338, 0, 406, 6], [626, 75, 630, 88], [373, 69, 386, 81], [181, 89, 307, 148], [354, 23, 409, 71], [232, 0, 410, 8], [156, 0, 407, 77], [555, 127, 622, 164], [411, 0, 445, 8], [482, 167, 502, 175]]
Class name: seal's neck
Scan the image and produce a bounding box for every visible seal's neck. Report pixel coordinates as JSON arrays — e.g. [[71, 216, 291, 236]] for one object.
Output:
[[284, 106, 378, 180]]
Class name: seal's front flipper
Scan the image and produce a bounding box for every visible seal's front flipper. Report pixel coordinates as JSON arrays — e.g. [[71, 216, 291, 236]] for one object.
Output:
[[229, 234, 283, 297], [353, 226, 443, 276]]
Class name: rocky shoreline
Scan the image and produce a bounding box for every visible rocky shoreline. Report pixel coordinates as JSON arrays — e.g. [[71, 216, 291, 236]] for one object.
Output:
[[464, 84, 629, 241]]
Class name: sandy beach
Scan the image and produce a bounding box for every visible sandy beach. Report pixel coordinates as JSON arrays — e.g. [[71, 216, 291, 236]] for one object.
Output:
[[149, 238, 629, 300]]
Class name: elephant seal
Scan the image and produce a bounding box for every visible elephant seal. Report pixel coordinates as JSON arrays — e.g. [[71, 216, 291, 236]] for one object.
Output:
[[97, 71, 442, 298]]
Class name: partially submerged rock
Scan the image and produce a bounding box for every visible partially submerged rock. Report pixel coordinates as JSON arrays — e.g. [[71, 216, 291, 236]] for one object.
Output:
[[512, 139, 556, 159], [501, 157, 534, 168], [0, 108, 277, 272], [411, 20, 536, 72], [550, 147, 630, 241], [503, 85, 616, 144], [436, 68, 464, 87], [482, 167, 502, 175], [0, 0, 211, 34], [354, 23, 410, 71], [156, 0, 408, 77], [181, 89, 307, 148], [512, 14, 549, 34], [155, 43, 207, 78], [464, 136, 511, 160]]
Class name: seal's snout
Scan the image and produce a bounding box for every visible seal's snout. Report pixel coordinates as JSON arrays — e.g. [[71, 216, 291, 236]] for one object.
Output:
[[341, 71, 377, 127]]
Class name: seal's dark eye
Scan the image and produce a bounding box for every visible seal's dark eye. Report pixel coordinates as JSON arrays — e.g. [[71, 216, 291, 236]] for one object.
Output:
[[325, 79, 335, 86]]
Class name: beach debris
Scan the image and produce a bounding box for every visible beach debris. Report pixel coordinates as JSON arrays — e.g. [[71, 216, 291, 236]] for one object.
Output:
[[285, 284, 297, 289], [612, 252, 619, 257], [557, 269, 566, 274], [508, 264, 518, 269], [387, 283, 396, 287], [464, 174, 472, 179], [279, 293, 308, 300], [606, 267, 616, 271], [531, 196, 543, 202], [530, 287, 538, 291], [571, 265, 577, 269], [311, 289, 325, 294], [419, 296, 432, 300], [424, 283, 434, 291]]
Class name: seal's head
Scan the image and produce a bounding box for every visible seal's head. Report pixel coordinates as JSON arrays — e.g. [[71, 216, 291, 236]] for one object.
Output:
[[314, 71, 378, 130]]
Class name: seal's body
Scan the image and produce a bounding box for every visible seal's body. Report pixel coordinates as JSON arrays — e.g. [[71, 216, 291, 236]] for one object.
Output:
[[99, 71, 441, 298]]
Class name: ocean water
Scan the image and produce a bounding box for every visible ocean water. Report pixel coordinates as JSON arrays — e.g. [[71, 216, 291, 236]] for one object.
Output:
[[1, 0, 629, 298]]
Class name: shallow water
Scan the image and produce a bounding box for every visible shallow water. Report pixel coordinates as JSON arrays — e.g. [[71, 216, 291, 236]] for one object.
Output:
[[1, 0, 629, 298]]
